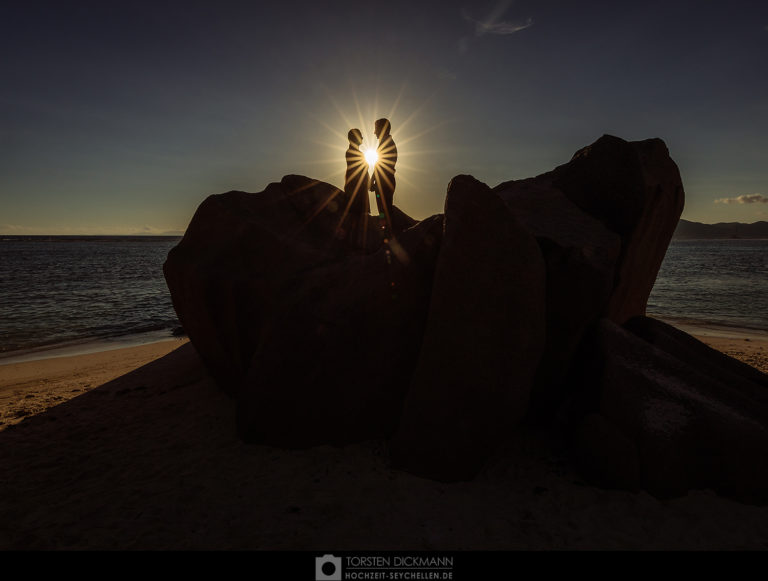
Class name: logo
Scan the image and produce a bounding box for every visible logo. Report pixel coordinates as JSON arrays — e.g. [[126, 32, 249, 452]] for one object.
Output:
[[315, 554, 342, 581]]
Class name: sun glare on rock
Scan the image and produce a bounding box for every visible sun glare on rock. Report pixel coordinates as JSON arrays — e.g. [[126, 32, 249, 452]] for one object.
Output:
[[364, 148, 378, 167]]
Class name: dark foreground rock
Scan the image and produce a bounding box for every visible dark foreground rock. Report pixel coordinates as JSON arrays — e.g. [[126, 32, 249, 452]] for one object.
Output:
[[573, 318, 768, 504], [165, 175, 441, 446], [493, 177, 621, 415], [625, 315, 768, 396], [492, 135, 684, 415], [165, 134, 768, 503], [237, 215, 444, 446], [390, 175, 546, 481], [551, 135, 685, 324]]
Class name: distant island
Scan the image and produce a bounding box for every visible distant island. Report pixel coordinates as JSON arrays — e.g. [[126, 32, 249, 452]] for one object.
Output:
[[673, 219, 768, 240]]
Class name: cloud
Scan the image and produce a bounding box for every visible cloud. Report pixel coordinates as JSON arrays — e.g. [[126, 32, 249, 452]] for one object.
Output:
[[462, 1, 533, 37], [0, 224, 34, 233], [469, 15, 533, 36], [714, 193, 768, 204], [459, 1, 532, 53]]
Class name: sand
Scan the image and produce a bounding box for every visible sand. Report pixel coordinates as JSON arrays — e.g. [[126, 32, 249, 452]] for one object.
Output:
[[1, 328, 767, 550]]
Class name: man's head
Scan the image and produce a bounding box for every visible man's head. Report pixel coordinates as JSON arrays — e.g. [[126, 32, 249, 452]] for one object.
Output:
[[374, 118, 391, 138], [348, 128, 363, 146]]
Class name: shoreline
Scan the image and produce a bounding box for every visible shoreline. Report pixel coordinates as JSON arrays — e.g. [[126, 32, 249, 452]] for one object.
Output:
[[2, 315, 766, 368], [649, 315, 768, 340], [0, 317, 765, 433], [0, 329, 183, 366]]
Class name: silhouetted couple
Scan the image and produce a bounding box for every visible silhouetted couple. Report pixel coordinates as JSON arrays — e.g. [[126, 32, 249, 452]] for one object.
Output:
[[345, 118, 397, 247]]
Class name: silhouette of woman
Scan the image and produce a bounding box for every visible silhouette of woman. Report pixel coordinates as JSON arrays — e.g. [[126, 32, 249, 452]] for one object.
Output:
[[344, 128, 370, 247]]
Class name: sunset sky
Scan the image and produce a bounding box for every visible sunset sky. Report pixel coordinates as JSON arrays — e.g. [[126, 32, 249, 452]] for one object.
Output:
[[2, 0, 767, 234]]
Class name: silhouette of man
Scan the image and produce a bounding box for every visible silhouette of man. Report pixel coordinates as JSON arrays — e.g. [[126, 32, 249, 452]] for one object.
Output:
[[344, 128, 370, 247], [370, 118, 397, 224]]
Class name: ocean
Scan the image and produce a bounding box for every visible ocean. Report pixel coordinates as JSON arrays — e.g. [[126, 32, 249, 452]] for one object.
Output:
[[0, 236, 182, 361], [0, 236, 766, 362], [646, 239, 768, 332]]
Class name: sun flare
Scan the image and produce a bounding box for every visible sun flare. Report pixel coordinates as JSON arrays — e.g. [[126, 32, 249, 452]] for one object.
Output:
[[364, 148, 378, 167]]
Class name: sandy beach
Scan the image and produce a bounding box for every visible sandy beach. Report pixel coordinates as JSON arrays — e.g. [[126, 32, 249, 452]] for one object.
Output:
[[1, 325, 767, 550]]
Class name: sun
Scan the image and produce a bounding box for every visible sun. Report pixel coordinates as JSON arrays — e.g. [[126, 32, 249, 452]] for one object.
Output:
[[364, 148, 378, 167]]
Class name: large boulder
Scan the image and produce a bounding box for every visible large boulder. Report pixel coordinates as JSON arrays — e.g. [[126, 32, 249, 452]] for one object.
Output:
[[624, 315, 768, 398], [390, 175, 546, 481], [573, 318, 768, 503], [493, 179, 621, 415], [237, 214, 444, 447], [164, 175, 442, 446], [490, 135, 683, 415], [550, 135, 685, 324]]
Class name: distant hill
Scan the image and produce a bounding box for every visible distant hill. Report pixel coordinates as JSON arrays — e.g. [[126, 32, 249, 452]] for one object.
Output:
[[673, 219, 768, 239]]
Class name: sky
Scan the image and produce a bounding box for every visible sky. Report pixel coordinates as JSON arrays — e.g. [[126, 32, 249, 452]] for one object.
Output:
[[1, 0, 767, 234]]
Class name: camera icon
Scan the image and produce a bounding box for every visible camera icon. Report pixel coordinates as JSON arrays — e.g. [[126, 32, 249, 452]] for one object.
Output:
[[315, 554, 342, 580]]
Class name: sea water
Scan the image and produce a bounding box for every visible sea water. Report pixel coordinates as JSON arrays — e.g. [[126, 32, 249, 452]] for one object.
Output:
[[0, 236, 181, 359], [647, 239, 768, 332], [0, 236, 766, 361]]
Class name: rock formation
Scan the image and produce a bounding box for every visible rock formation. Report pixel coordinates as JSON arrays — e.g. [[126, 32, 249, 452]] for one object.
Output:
[[164, 174, 441, 447], [573, 317, 768, 504], [164, 134, 768, 503], [493, 172, 621, 415], [550, 136, 685, 324], [390, 175, 546, 481]]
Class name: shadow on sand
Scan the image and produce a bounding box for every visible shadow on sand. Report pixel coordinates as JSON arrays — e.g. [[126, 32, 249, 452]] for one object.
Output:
[[3, 344, 768, 550], [0, 344, 273, 549]]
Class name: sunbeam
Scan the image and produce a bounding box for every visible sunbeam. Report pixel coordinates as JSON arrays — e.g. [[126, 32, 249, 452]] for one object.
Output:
[[296, 78, 452, 233]]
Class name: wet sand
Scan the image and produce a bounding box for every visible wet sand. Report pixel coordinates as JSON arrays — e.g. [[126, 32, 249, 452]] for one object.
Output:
[[1, 326, 767, 550]]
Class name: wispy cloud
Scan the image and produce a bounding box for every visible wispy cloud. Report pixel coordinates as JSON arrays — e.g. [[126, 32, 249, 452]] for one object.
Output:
[[459, 1, 532, 53], [480, 17, 533, 35], [463, 0, 533, 36], [714, 193, 768, 204], [464, 13, 533, 36]]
